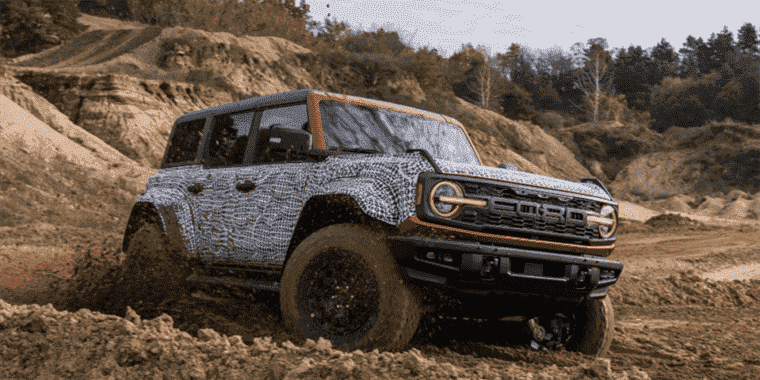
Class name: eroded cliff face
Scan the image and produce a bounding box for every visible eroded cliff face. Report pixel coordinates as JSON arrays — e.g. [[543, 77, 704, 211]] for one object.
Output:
[[610, 123, 760, 201], [11, 70, 232, 168]]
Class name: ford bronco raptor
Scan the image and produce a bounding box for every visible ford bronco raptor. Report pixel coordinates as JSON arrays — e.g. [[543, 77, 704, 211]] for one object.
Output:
[[122, 89, 623, 355]]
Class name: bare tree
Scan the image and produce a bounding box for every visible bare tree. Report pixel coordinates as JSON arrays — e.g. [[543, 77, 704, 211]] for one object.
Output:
[[473, 44, 498, 108], [571, 39, 615, 122]]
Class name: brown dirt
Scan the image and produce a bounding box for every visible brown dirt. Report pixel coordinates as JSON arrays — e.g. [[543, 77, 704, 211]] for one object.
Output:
[[2, 219, 760, 379]]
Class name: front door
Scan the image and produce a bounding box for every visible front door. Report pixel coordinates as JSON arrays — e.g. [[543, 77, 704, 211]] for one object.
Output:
[[217, 103, 312, 265]]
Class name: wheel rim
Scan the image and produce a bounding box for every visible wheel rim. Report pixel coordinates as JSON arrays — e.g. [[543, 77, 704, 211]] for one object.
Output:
[[297, 248, 380, 338], [527, 313, 573, 350]]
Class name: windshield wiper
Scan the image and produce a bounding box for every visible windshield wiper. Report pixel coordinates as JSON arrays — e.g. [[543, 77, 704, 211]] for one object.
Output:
[[328, 147, 382, 154]]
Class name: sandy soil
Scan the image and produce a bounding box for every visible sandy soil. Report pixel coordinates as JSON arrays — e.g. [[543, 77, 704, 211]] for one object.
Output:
[[1, 215, 759, 379]]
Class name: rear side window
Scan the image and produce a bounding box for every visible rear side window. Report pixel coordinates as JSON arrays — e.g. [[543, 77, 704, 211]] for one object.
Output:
[[163, 118, 206, 166], [207, 110, 256, 167]]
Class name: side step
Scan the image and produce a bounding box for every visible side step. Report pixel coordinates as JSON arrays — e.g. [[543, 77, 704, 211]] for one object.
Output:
[[186, 273, 281, 292]]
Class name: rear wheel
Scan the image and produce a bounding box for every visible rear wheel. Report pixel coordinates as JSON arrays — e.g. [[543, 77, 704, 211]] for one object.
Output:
[[120, 222, 192, 307], [280, 223, 421, 352]]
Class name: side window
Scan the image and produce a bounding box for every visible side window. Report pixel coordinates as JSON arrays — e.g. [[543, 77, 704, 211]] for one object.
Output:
[[163, 118, 206, 167], [254, 104, 309, 163], [207, 110, 256, 167]]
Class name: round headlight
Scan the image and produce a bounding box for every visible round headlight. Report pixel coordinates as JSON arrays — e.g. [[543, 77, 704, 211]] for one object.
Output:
[[598, 205, 617, 239], [429, 181, 463, 218]]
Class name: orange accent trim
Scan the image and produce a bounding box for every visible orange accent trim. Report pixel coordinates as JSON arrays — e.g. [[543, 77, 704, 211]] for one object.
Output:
[[306, 94, 326, 150], [307, 91, 482, 165], [397, 216, 615, 255], [415, 183, 423, 206], [438, 196, 487, 207]]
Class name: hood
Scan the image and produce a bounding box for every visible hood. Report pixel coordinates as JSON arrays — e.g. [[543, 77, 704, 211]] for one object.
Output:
[[436, 159, 613, 201], [325, 153, 613, 201]]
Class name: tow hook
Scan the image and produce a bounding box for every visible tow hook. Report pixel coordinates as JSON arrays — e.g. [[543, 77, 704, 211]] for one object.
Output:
[[480, 256, 499, 278]]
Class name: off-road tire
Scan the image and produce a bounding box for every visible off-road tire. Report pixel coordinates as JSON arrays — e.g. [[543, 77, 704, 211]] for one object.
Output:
[[280, 223, 421, 352], [120, 223, 192, 308], [566, 296, 615, 356]]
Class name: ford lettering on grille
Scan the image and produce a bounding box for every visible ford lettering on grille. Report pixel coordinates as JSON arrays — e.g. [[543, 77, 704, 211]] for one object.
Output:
[[491, 199, 587, 226]]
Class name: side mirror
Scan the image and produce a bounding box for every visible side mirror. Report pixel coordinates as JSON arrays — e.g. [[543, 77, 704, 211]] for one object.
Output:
[[498, 162, 518, 171], [270, 126, 311, 152]]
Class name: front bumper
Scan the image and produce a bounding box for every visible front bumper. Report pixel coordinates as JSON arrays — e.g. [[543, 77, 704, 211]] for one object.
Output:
[[389, 236, 623, 301]]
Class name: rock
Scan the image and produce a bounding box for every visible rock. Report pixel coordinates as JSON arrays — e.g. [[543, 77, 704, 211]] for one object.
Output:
[[695, 196, 725, 216], [726, 189, 752, 201], [197, 328, 221, 342]]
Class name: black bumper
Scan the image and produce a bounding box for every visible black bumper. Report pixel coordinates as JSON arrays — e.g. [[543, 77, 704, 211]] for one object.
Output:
[[388, 236, 623, 301]]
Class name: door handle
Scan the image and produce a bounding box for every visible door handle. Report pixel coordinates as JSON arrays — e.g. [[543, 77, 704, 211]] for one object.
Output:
[[235, 182, 256, 193], [187, 183, 204, 194]]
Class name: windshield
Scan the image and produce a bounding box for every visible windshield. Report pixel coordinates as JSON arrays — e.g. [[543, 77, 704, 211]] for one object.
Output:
[[319, 100, 480, 165]]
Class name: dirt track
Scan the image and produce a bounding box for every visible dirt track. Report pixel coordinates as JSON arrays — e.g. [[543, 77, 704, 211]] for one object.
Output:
[[1, 218, 760, 379]]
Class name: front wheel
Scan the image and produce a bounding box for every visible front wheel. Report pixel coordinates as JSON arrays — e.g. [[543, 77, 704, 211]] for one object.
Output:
[[280, 223, 421, 352], [526, 296, 615, 356]]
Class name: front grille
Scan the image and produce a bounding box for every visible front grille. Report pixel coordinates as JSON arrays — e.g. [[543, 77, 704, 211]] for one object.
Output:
[[457, 182, 604, 243]]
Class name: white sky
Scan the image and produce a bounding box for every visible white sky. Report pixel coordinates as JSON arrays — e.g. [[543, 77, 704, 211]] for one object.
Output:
[[305, 0, 759, 59]]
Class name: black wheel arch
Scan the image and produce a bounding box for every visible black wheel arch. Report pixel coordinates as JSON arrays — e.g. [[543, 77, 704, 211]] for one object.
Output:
[[122, 202, 163, 253], [284, 194, 397, 268]]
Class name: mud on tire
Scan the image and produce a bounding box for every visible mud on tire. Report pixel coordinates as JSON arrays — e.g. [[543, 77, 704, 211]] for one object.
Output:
[[566, 296, 615, 356], [119, 223, 192, 312], [280, 223, 421, 352]]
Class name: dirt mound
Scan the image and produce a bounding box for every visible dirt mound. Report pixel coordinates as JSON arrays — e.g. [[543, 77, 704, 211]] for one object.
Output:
[[549, 121, 667, 183], [0, 303, 648, 380], [643, 214, 708, 230], [610, 121, 760, 201], [610, 270, 760, 308]]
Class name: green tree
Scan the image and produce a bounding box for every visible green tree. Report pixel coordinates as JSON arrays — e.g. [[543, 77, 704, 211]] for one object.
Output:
[[649, 74, 721, 131], [737, 22, 760, 57], [612, 45, 652, 110], [411, 47, 451, 95], [650, 38, 679, 81], [1, 0, 87, 57], [495, 43, 523, 81], [499, 81, 537, 121], [679, 35, 710, 77], [706, 26, 739, 74]]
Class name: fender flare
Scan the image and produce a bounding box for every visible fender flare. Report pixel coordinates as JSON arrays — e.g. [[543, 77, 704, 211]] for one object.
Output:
[[310, 177, 406, 225], [122, 188, 198, 256]]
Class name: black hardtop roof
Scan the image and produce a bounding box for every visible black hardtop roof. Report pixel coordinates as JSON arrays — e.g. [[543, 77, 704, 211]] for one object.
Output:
[[174, 89, 450, 125], [175, 89, 317, 124]]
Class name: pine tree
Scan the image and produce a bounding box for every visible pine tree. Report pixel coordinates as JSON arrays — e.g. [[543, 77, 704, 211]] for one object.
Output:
[[706, 26, 739, 74], [650, 38, 679, 81], [737, 22, 760, 57], [679, 35, 710, 77]]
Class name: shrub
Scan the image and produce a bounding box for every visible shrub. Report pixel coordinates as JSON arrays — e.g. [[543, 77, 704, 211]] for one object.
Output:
[[1, 0, 87, 57], [499, 82, 537, 121]]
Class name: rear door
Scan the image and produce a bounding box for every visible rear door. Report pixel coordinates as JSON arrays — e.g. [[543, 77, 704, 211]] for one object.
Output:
[[192, 109, 258, 262]]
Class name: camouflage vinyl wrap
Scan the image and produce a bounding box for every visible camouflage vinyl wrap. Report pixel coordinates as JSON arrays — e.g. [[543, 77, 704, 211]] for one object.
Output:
[[136, 153, 611, 265]]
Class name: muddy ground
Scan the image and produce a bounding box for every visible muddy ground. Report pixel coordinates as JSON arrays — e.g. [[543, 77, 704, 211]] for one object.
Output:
[[1, 216, 760, 379]]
